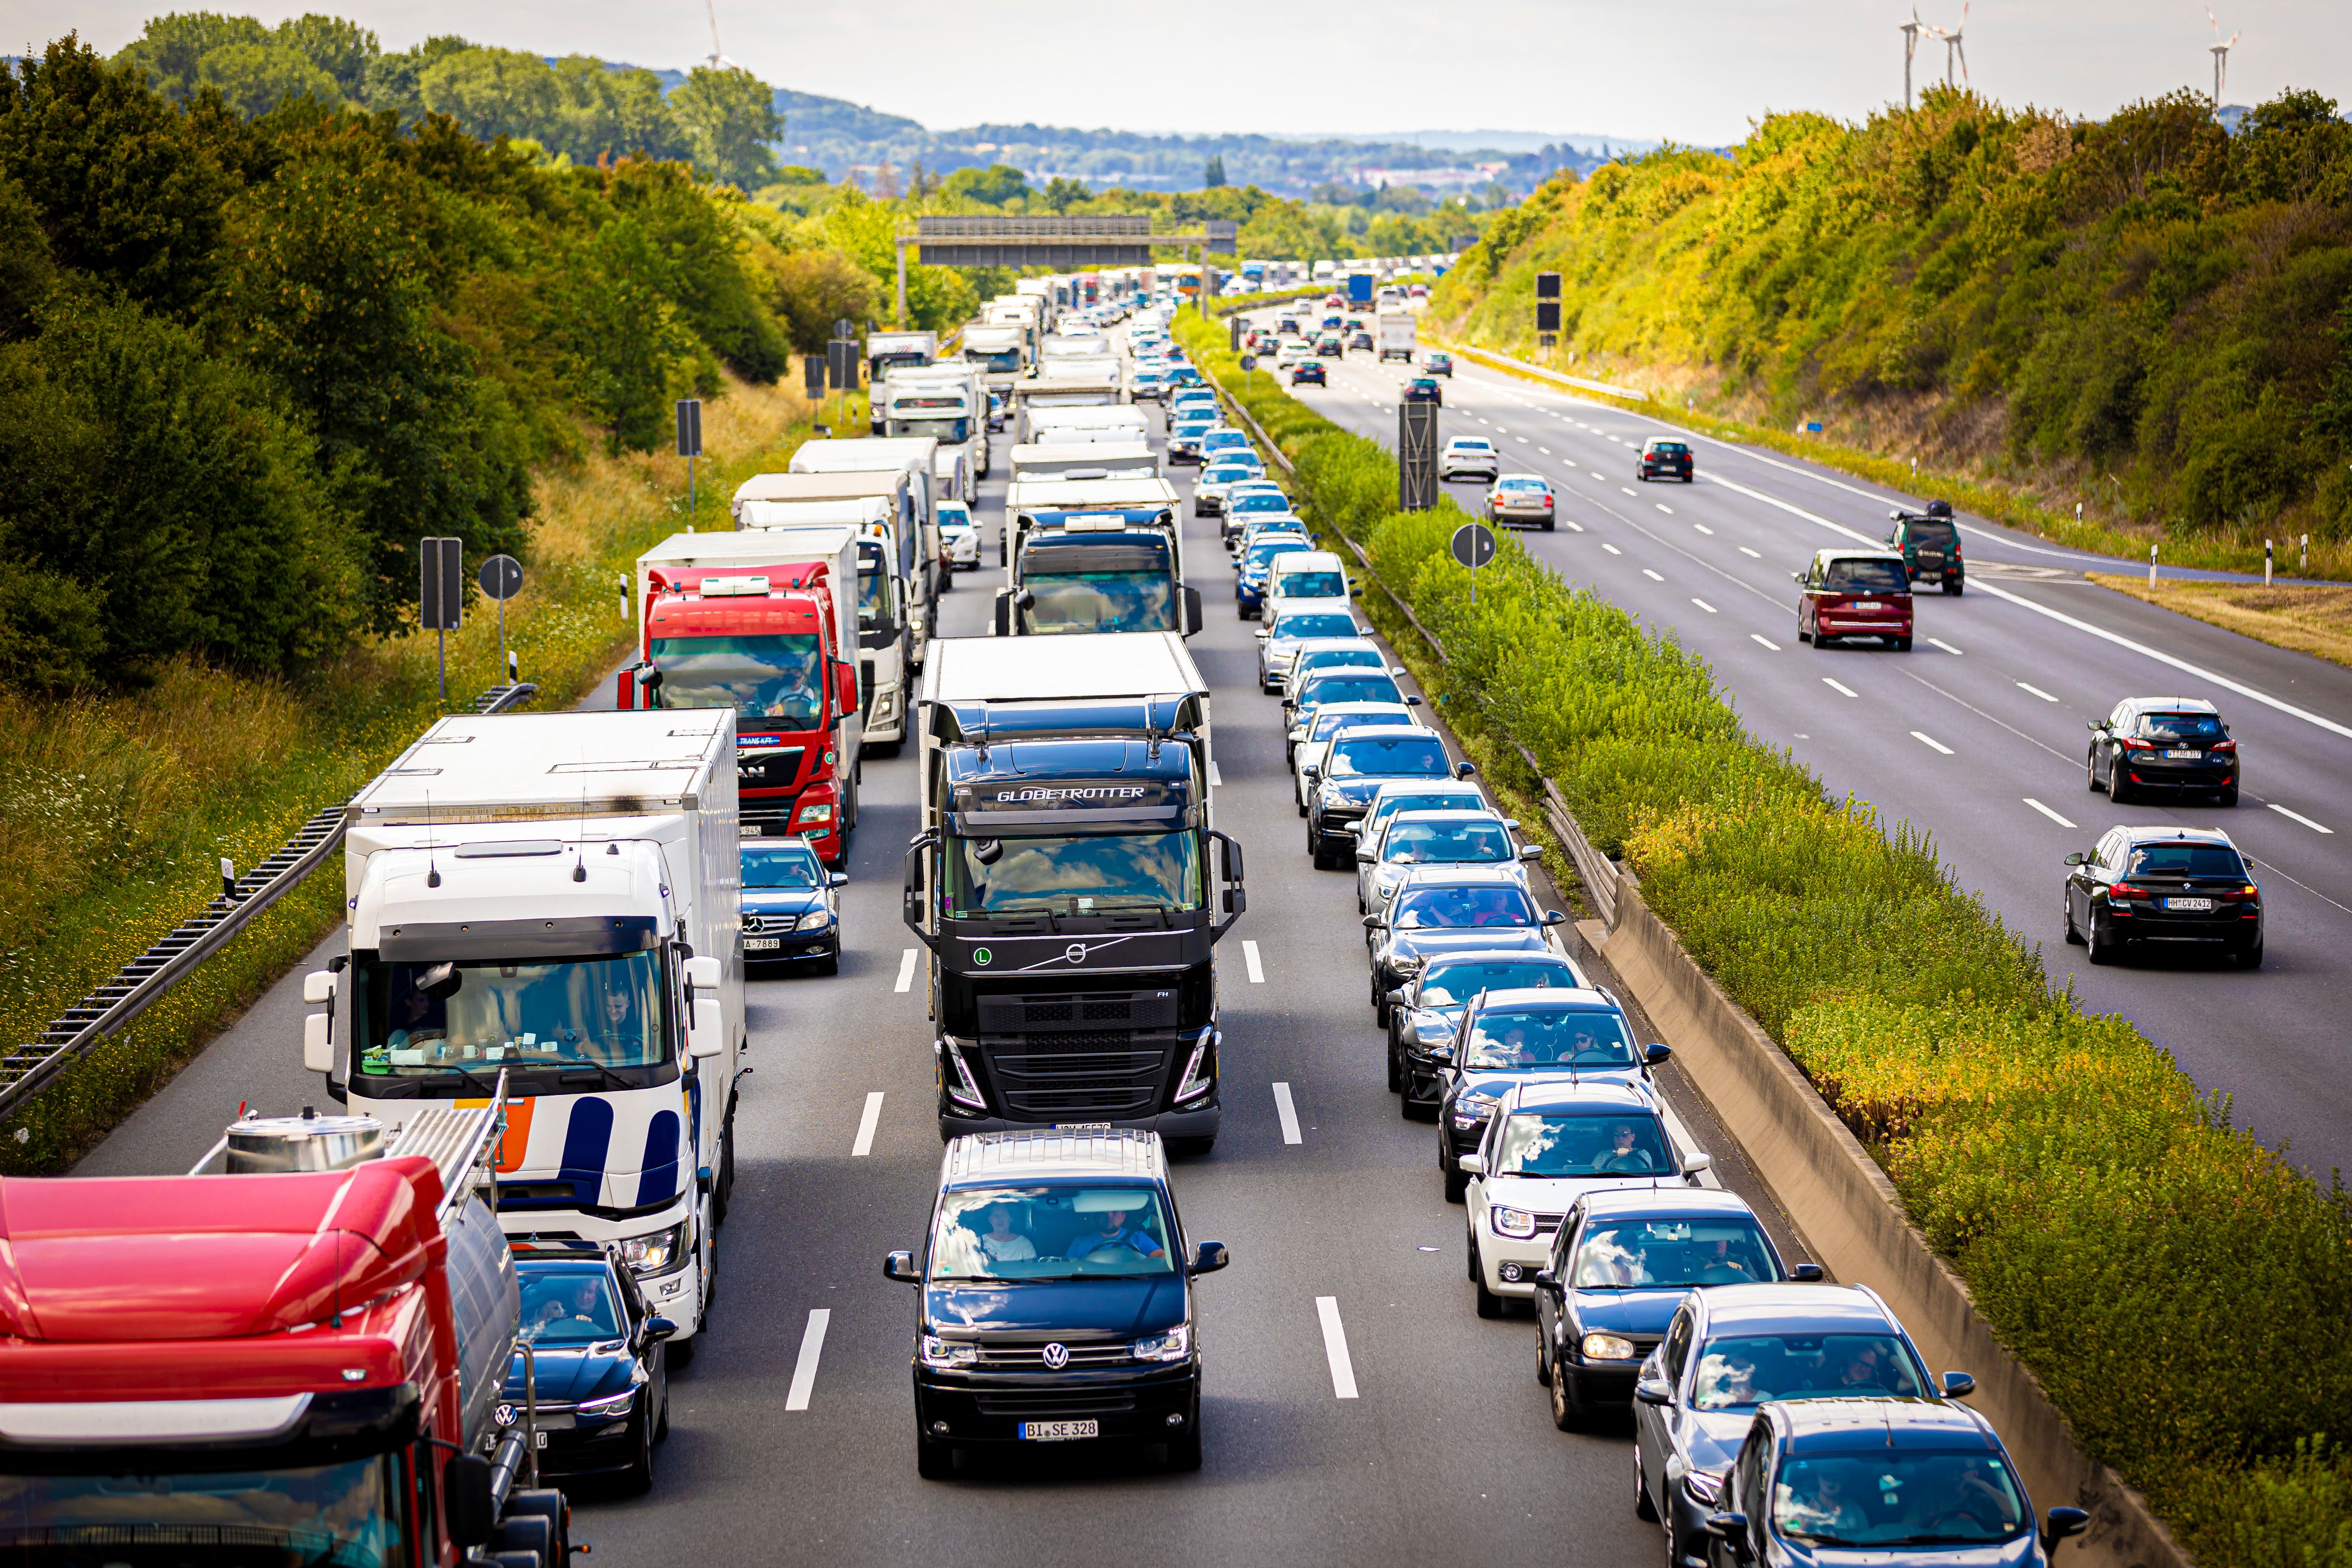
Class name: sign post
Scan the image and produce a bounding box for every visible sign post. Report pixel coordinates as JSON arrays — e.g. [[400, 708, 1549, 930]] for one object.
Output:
[[420, 537, 463, 707], [478, 553, 524, 684], [1450, 521, 1498, 608], [675, 398, 703, 530]]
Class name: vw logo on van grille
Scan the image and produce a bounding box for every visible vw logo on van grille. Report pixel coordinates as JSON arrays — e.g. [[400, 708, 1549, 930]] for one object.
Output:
[[1041, 1342, 1070, 1369]]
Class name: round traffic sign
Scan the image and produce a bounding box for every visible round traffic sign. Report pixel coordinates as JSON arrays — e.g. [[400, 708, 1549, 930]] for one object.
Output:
[[1450, 522, 1498, 570], [1239, 354, 1258, 371], [478, 554, 524, 601]]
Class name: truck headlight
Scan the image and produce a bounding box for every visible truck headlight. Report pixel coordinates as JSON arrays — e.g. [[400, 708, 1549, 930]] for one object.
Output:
[[796, 803, 834, 824], [920, 1335, 977, 1368], [616, 1221, 689, 1277], [1131, 1324, 1192, 1362], [1173, 1040, 1214, 1104], [940, 1038, 986, 1110]]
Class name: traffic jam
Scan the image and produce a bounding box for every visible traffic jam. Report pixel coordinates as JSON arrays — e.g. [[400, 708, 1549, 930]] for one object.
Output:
[[6, 266, 2174, 1568]]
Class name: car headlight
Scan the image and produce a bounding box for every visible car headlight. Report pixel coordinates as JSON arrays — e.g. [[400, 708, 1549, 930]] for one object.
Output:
[[796, 909, 832, 931], [1131, 1324, 1192, 1362], [616, 1221, 688, 1277], [1451, 1095, 1493, 1128], [796, 802, 834, 823], [920, 1334, 977, 1368], [1389, 955, 1421, 976], [574, 1387, 638, 1419], [1491, 1205, 1537, 1239], [1581, 1332, 1640, 1361]]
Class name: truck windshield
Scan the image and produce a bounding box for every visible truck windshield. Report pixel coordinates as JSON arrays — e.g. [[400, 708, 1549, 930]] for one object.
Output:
[[352, 949, 669, 1078], [945, 832, 1203, 917], [966, 348, 1022, 372], [651, 634, 823, 722], [0, 1456, 405, 1566], [1020, 573, 1177, 634], [889, 416, 970, 444]]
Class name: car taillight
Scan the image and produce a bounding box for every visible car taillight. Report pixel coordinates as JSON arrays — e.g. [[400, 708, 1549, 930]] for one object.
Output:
[[1542, 495, 1554, 506], [2210, 739, 2236, 753], [2120, 736, 2153, 750], [2107, 883, 2150, 900]]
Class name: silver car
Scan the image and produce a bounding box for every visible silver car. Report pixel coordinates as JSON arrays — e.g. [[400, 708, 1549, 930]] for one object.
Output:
[[1485, 473, 1555, 531]]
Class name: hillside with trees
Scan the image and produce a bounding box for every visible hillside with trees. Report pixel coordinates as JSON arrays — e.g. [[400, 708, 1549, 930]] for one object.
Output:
[[1429, 88, 2352, 571]]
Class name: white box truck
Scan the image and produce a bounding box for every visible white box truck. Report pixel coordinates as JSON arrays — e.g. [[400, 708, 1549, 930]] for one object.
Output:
[[321, 709, 742, 1354], [877, 365, 987, 494], [784, 439, 945, 646], [735, 480, 923, 747], [961, 322, 1029, 389], [1008, 442, 1162, 483], [1378, 312, 1417, 363]]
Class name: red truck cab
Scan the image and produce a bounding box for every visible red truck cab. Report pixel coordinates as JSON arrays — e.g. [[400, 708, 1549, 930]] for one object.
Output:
[[620, 538, 864, 864], [0, 1154, 540, 1566]]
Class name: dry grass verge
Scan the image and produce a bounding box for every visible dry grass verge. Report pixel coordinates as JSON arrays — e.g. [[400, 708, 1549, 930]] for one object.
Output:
[[2086, 574, 2352, 671]]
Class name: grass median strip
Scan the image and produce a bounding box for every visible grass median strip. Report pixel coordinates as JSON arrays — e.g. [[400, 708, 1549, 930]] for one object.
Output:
[[1178, 306, 2352, 1567]]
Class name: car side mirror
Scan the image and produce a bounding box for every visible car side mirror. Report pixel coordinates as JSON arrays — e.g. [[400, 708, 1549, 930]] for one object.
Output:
[[830, 872, 850, 887], [1391, 665, 1408, 676], [1519, 844, 1542, 861], [1634, 1372, 1673, 1406], [1643, 1043, 1671, 1065], [2086, 719, 2106, 731], [2044, 1506, 2090, 1554], [1386, 989, 1410, 1006], [1541, 910, 1568, 927], [1362, 914, 1382, 930], [1791, 570, 1807, 584], [1302, 765, 1320, 781], [1681, 1152, 1713, 1177], [1704, 1513, 1752, 1559], [1456, 1152, 1485, 1175], [1355, 847, 1376, 864], [1405, 694, 1423, 706], [2064, 852, 2086, 866], [1190, 1240, 1230, 1275], [642, 1314, 679, 1345], [443, 1454, 495, 1549], [883, 1250, 920, 1283], [1942, 1371, 1977, 1399], [1255, 628, 1271, 639], [1425, 1042, 1453, 1065], [1790, 1262, 1824, 1282], [1454, 761, 1477, 779]]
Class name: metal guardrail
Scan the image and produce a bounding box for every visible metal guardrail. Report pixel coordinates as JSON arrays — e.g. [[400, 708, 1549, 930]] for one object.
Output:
[[2, 682, 541, 1126]]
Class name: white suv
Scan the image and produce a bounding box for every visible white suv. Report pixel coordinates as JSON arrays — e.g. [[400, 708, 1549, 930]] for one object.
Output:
[[1438, 437, 1500, 481]]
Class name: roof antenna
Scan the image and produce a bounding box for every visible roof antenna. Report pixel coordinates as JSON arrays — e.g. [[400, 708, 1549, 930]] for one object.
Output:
[[573, 768, 589, 882], [425, 789, 440, 887], [1144, 694, 1164, 761], [976, 705, 990, 762]]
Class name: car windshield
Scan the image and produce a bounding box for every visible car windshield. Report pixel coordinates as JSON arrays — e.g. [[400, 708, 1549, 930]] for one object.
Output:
[[2124, 842, 2247, 878], [1274, 612, 1359, 640], [1498, 478, 1545, 491], [1383, 819, 1512, 864], [1904, 519, 1956, 546], [1451, 440, 1493, 452], [938, 509, 973, 534], [1330, 736, 1450, 777], [1021, 571, 1177, 634], [1771, 1452, 2029, 1548], [1204, 465, 1254, 482], [1233, 493, 1291, 513], [1295, 647, 1386, 677], [651, 633, 823, 722], [944, 832, 1203, 917], [930, 1184, 1176, 1279], [1494, 1112, 1672, 1176], [887, 415, 970, 444], [352, 948, 668, 1078], [1278, 569, 1347, 597], [0, 1458, 407, 1567], [1822, 560, 1908, 593], [1247, 540, 1305, 569], [1310, 709, 1403, 742], [1300, 675, 1402, 709], [1418, 959, 1571, 1006], [1691, 1332, 1930, 1411], [1466, 1009, 1636, 1068], [518, 1264, 626, 1346], [742, 844, 822, 889], [1648, 442, 1689, 456], [1391, 884, 1533, 928], [2135, 711, 2225, 740], [1571, 1216, 1777, 1288]]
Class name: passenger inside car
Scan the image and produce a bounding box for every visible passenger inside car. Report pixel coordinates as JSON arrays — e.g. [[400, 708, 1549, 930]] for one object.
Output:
[[1692, 1332, 1928, 1410]]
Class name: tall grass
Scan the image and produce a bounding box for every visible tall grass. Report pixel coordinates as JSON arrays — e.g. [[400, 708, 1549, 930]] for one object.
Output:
[[1178, 308, 2352, 1567], [0, 375, 827, 1173]]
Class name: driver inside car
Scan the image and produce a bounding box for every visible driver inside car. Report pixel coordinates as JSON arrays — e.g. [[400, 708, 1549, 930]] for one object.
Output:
[[1065, 1207, 1165, 1261]]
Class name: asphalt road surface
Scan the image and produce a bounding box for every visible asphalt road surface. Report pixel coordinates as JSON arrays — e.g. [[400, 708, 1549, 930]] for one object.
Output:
[[81, 392, 1802, 1563], [1254, 306, 2352, 1179]]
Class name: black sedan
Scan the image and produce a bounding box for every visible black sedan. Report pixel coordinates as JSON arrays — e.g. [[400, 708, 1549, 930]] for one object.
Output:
[[1291, 360, 1327, 386], [2064, 825, 2263, 967], [507, 1250, 676, 1492], [1423, 987, 1666, 1197], [1403, 376, 1443, 406], [1532, 1188, 1815, 1429], [2087, 696, 2238, 804], [1306, 728, 1470, 869]]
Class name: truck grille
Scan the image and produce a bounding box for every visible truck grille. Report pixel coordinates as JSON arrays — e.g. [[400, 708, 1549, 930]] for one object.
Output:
[[978, 991, 1178, 1033], [741, 798, 796, 836], [985, 1049, 1167, 1117], [738, 749, 805, 788]]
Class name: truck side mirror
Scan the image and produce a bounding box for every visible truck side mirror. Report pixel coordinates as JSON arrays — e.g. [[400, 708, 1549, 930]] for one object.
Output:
[[688, 996, 725, 1059], [835, 658, 859, 717], [1182, 584, 1204, 636], [993, 590, 1012, 637], [444, 1453, 495, 1549], [303, 971, 337, 1074]]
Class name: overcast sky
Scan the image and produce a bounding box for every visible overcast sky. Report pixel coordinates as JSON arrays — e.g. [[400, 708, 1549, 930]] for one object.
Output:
[[30, 0, 2350, 148]]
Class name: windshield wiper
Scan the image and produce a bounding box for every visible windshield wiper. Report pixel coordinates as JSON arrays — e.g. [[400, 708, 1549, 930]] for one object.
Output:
[[560, 1061, 640, 1092]]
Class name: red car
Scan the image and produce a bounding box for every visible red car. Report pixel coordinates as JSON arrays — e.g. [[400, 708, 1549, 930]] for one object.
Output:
[[1795, 549, 1912, 650]]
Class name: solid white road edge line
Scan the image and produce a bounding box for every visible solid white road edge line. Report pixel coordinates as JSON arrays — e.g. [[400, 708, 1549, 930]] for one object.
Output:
[[1273, 1082, 1303, 1144], [1316, 1297, 1361, 1400], [784, 1309, 830, 1412], [1243, 939, 1265, 983], [851, 1091, 885, 1157], [2023, 798, 2077, 829], [1911, 731, 1954, 755], [1209, 760, 1223, 786], [894, 948, 919, 993], [2270, 803, 2335, 835]]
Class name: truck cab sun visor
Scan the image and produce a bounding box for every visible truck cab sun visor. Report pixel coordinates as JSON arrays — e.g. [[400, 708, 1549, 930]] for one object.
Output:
[[378, 914, 662, 962]]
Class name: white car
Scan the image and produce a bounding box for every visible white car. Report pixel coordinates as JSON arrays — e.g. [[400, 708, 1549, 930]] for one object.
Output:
[[1439, 437, 1501, 481], [938, 502, 980, 570], [1192, 459, 1264, 517], [1264, 550, 1351, 619], [1460, 1078, 1709, 1317], [1288, 702, 1423, 812], [1278, 638, 1396, 705], [1357, 808, 1530, 915]]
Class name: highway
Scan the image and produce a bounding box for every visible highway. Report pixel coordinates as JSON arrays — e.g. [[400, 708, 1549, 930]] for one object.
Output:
[[79, 377, 1814, 1561], [1251, 305, 2352, 1178]]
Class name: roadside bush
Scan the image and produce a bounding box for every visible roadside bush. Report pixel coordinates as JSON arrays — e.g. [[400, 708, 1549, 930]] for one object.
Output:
[[1178, 307, 2352, 1564]]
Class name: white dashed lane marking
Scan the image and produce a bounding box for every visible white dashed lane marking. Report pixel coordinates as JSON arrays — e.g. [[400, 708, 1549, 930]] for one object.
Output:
[[1316, 1298, 1361, 1400], [2023, 798, 2076, 829], [1243, 940, 1265, 983], [895, 948, 919, 993], [1273, 1082, 1303, 1144]]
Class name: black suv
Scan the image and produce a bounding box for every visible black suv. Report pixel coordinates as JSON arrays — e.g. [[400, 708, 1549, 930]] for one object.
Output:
[[886, 1129, 1229, 1477], [1403, 376, 1444, 406], [2087, 696, 2237, 804], [1885, 500, 1964, 594]]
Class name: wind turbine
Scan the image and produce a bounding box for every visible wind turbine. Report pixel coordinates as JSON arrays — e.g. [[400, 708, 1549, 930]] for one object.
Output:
[[1900, 6, 1925, 108], [1935, 1, 1970, 89], [2205, 7, 2240, 108], [704, 0, 740, 70]]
